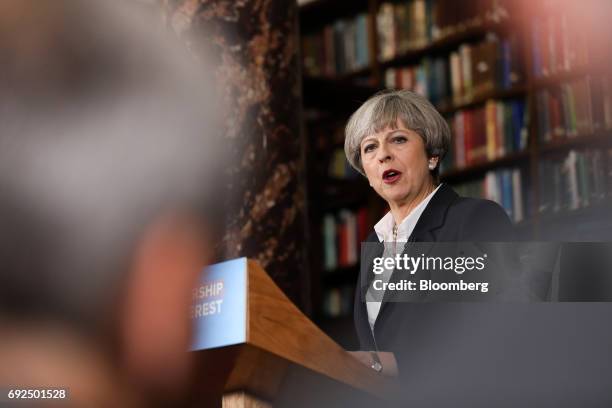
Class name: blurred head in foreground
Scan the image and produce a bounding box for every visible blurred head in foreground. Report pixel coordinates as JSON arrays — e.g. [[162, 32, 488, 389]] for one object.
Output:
[[0, 0, 222, 404]]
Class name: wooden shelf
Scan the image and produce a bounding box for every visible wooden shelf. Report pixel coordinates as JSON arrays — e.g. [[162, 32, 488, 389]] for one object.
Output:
[[508, 201, 612, 240], [314, 84, 528, 116], [302, 70, 373, 86], [441, 150, 530, 182], [437, 85, 527, 115], [531, 65, 597, 89], [303, 67, 373, 82], [535, 200, 612, 227], [538, 131, 612, 154], [310, 179, 371, 212], [299, 0, 369, 31], [302, 76, 380, 114]]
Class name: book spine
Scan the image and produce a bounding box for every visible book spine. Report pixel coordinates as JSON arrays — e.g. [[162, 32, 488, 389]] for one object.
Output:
[[564, 150, 580, 210], [459, 44, 473, 102], [566, 83, 578, 136], [377, 3, 395, 61], [450, 51, 462, 105], [333, 20, 345, 74], [498, 102, 508, 156], [454, 111, 466, 168], [532, 19, 542, 77], [344, 19, 356, 72], [323, 214, 337, 271], [385, 68, 396, 89], [485, 100, 497, 160], [512, 168, 524, 223], [323, 26, 335, 76], [501, 40, 511, 89], [501, 170, 514, 221]]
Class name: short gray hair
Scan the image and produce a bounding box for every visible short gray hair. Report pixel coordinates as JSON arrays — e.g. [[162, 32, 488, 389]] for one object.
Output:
[[344, 89, 451, 177]]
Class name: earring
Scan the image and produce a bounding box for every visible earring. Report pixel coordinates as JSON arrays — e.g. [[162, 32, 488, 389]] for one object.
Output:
[[428, 162, 436, 170]]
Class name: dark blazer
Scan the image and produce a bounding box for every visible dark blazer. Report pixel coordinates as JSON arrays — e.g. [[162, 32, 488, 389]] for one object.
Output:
[[353, 185, 612, 407], [354, 183, 515, 353]]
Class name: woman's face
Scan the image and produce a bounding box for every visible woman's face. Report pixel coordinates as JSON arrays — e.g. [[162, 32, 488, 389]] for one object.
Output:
[[360, 121, 435, 207]]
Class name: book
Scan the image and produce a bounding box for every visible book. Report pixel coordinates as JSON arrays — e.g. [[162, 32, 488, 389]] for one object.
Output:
[[531, 11, 590, 78], [453, 111, 466, 168], [485, 100, 497, 160], [323, 214, 337, 271], [538, 149, 612, 214], [459, 43, 474, 102], [395, 2, 411, 54], [450, 51, 462, 105], [453, 167, 526, 222], [377, 3, 397, 61], [411, 0, 428, 49], [301, 13, 371, 76], [385, 34, 522, 108], [564, 150, 580, 210], [536, 76, 612, 142], [472, 39, 499, 97], [451, 99, 527, 167], [512, 168, 524, 222], [322, 207, 371, 272], [355, 14, 369, 69]]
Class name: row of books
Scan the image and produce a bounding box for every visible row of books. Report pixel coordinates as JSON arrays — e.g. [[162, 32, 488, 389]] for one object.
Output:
[[453, 148, 612, 222], [377, 0, 438, 60], [448, 36, 522, 104], [322, 285, 354, 317], [301, 13, 369, 77], [539, 149, 612, 214], [384, 35, 522, 107], [453, 167, 527, 223], [384, 57, 448, 105], [376, 0, 505, 61], [531, 14, 589, 78], [303, 4, 593, 81], [449, 99, 528, 168], [322, 208, 369, 271], [537, 76, 612, 142], [303, 2, 590, 81]]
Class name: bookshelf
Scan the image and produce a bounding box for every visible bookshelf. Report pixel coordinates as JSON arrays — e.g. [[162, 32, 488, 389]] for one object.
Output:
[[300, 0, 612, 344]]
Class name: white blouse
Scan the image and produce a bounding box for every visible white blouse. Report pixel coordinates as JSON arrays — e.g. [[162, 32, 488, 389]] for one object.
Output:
[[366, 184, 442, 329]]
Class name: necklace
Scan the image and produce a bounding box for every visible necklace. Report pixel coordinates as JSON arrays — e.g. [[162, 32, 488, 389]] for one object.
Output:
[[392, 223, 399, 253]]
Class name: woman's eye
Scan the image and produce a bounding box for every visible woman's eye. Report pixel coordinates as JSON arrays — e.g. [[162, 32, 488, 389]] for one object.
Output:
[[392, 136, 407, 143], [363, 144, 376, 153]]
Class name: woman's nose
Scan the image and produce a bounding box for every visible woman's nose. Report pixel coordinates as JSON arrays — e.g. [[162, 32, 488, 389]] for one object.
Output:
[[377, 144, 391, 163]]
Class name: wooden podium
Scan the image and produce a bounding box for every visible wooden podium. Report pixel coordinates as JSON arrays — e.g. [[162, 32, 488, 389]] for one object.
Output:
[[190, 258, 396, 407]]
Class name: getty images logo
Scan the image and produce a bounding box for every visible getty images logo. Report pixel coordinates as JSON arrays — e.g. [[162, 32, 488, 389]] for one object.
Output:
[[372, 253, 488, 275]]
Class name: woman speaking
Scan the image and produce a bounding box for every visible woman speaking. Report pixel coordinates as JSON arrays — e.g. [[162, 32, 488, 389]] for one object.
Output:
[[344, 90, 515, 377]]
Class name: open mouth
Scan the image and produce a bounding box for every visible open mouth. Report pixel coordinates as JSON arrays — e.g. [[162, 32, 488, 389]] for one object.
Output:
[[382, 169, 401, 184]]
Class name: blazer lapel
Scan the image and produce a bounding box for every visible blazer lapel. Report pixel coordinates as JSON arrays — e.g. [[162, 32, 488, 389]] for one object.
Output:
[[361, 237, 384, 294], [409, 183, 458, 242], [356, 236, 383, 349], [375, 184, 459, 323]]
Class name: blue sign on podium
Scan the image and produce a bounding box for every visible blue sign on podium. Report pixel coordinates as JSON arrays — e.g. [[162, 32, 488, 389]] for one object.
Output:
[[190, 257, 247, 350]]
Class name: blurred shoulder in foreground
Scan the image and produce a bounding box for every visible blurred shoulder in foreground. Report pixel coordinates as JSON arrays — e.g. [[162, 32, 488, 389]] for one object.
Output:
[[0, 0, 224, 405]]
